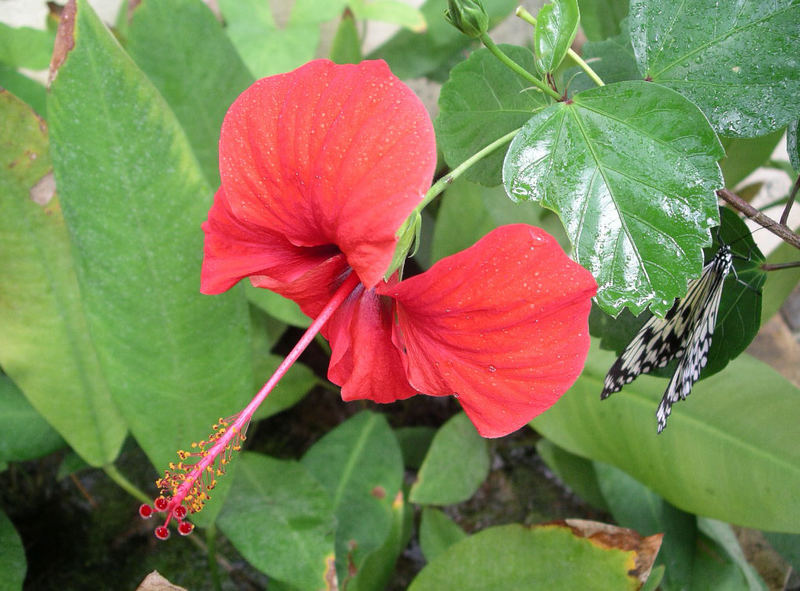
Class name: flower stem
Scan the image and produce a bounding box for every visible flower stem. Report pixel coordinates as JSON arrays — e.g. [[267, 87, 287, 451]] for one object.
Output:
[[161, 272, 361, 527], [103, 464, 151, 505], [479, 33, 562, 100], [515, 6, 605, 87], [416, 127, 522, 212]]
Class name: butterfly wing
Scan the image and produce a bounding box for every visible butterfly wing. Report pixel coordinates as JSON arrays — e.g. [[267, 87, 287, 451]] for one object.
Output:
[[655, 247, 733, 432], [600, 253, 725, 399]]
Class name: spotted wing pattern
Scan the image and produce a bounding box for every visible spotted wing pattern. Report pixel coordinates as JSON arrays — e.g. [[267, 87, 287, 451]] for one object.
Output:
[[601, 246, 734, 432]]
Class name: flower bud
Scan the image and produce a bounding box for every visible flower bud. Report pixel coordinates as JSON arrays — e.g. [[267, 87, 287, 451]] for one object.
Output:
[[444, 0, 489, 38]]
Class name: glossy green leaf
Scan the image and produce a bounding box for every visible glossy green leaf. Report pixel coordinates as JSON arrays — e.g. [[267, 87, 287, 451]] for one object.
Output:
[[788, 120, 800, 173], [0, 22, 54, 69], [409, 523, 645, 589], [0, 509, 25, 591], [0, 90, 126, 467], [591, 208, 766, 380], [220, 0, 318, 78], [534, 0, 579, 74], [565, 21, 640, 96], [535, 439, 608, 511], [348, 491, 411, 591], [368, 0, 517, 80], [246, 283, 311, 328], [436, 45, 549, 186], [594, 462, 696, 590], [47, 0, 252, 518], [301, 411, 403, 583], [410, 412, 489, 505], [720, 129, 785, 188], [432, 180, 562, 262], [532, 342, 800, 532], [329, 9, 362, 65], [0, 67, 46, 116], [127, 0, 254, 186], [577, 0, 628, 41], [217, 452, 336, 591], [419, 507, 467, 563], [629, 0, 800, 137], [504, 80, 724, 316], [0, 376, 64, 463], [350, 0, 426, 31]]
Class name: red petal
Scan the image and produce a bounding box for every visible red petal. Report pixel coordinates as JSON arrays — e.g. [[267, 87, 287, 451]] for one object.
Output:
[[216, 59, 435, 290], [324, 282, 417, 403], [379, 225, 597, 438], [201, 188, 342, 295]]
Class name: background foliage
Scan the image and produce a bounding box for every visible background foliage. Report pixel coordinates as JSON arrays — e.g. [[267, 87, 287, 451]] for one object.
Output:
[[1, 0, 799, 589]]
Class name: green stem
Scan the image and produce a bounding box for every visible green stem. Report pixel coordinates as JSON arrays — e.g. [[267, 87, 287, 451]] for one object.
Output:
[[206, 524, 222, 591], [515, 6, 605, 87], [103, 464, 151, 505], [479, 34, 562, 101], [416, 127, 521, 213]]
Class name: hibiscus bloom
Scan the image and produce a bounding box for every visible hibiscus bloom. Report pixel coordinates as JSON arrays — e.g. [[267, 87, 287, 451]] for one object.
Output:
[[142, 59, 596, 539]]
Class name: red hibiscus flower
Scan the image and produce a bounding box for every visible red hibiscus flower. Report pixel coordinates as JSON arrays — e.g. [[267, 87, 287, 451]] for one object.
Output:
[[141, 59, 596, 539]]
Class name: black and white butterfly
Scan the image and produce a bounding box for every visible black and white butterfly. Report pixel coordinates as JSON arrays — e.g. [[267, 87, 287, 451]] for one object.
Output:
[[601, 244, 734, 433]]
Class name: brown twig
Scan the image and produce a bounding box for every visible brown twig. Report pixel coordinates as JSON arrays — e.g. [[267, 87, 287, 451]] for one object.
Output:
[[780, 174, 800, 226], [761, 261, 800, 271], [716, 188, 800, 251]]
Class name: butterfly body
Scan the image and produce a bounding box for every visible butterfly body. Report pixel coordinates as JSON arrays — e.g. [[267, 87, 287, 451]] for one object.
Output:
[[601, 245, 734, 432]]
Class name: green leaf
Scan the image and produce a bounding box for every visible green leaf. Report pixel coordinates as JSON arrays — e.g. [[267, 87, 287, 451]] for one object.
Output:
[[47, 0, 253, 518], [535, 439, 608, 511], [0, 90, 126, 467], [698, 518, 767, 591], [395, 426, 435, 470], [594, 462, 696, 590], [0, 66, 46, 116], [504, 80, 724, 316], [251, 354, 317, 422], [301, 411, 403, 582], [436, 45, 549, 186], [348, 491, 411, 591], [565, 20, 640, 96], [350, 0, 426, 31], [763, 532, 800, 571], [532, 342, 800, 532], [126, 0, 254, 186], [0, 22, 54, 69], [368, 0, 517, 80], [0, 376, 64, 463], [291, 0, 347, 24], [432, 180, 563, 262], [760, 238, 800, 323], [409, 523, 646, 589], [410, 412, 489, 505], [419, 507, 467, 563], [56, 450, 90, 481], [629, 0, 800, 137], [220, 0, 318, 78], [788, 119, 800, 173], [720, 129, 785, 188], [0, 508, 25, 591], [534, 0, 579, 74], [577, 0, 628, 41], [217, 452, 336, 591], [329, 10, 362, 64], [247, 283, 311, 328]]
